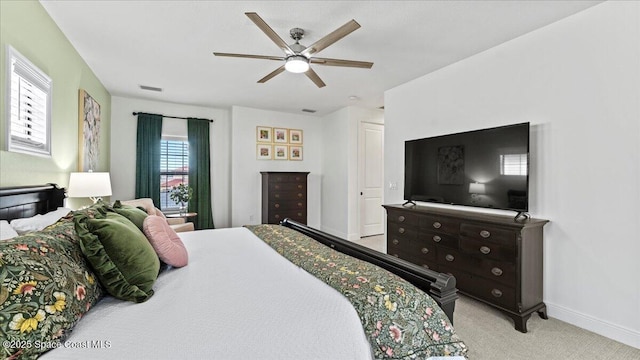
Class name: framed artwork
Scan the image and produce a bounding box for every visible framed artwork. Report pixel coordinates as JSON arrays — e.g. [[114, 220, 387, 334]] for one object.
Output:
[[257, 144, 272, 160], [274, 145, 288, 160], [289, 146, 303, 161], [78, 89, 101, 171], [289, 129, 303, 144], [274, 128, 288, 143], [256, 126, 272, 143]]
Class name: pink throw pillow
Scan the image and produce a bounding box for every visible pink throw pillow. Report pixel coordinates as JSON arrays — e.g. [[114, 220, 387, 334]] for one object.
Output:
[[142, 216, 189, 267]]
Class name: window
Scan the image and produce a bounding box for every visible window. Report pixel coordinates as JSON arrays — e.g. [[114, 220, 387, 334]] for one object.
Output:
[[160, 138, 189, 210], [6, 46, 52, 156], [500, 154, 528, 176]]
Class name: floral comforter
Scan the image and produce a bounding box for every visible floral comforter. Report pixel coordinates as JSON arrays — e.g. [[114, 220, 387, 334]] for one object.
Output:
[[246, 225, 468, 360]]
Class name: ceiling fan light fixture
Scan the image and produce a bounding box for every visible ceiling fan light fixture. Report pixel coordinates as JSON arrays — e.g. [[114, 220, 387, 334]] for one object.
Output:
[[285, 55, 310, 73]]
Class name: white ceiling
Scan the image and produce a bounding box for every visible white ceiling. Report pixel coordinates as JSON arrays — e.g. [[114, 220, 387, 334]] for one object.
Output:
[[40, 0, 602, 116]]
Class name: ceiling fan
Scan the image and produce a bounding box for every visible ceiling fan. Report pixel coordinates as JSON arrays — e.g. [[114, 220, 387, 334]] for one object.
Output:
[[213, 12, 373, 88]]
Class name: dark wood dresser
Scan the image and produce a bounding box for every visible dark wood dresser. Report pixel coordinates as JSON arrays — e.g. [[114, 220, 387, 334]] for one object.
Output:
[[383, 204, 548, 332], [261, 172, 309, 225]]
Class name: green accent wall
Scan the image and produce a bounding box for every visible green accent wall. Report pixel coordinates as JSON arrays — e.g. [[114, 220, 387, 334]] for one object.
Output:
[[0, 0, 111, 190]]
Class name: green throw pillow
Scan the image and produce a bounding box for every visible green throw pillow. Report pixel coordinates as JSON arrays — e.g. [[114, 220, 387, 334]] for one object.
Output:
[[112, 200, 148, 231], [74, 212, 160, 302]]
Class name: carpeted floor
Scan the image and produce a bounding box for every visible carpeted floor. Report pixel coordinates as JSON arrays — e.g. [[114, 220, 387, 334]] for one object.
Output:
[[352, 236, 640, 359]]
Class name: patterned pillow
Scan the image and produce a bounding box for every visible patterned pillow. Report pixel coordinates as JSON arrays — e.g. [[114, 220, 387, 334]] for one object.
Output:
[[0, 217, 104, 359]]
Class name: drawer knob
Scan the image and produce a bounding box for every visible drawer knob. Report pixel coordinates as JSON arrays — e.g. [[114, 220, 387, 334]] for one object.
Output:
[[392, 254, 399, 258], [298, 184, 303, 189], [480, 246, 491, 255], [392, 239, 399, 245], [433, 221, 442, 229], [480, 230, 491, 238], [275, 194, 280, 198], [433, 235, 442, 243], [275, 203, 280, 208], [491, 267, 503, 276], [298, 193, 303, 198], [445, 254, 455, 262], [422, 264, 430, 269], [298, 202, 303, 207], [398, 227, 405, 234], [275, 215, 281, 219], [421, 247, 429, 254], [398, 215, 405, 222], [275, 185, 280, 189], [491, 289, 503, 298], [297, 212, 303, 217]]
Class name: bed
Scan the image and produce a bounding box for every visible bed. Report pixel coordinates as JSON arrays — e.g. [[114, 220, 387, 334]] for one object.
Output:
[[0, 184, 468, 359]]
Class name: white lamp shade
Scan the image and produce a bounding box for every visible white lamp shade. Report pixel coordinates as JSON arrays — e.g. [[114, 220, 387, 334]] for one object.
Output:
[[68, 172, 112, 198], [469, 182, 486, 195]]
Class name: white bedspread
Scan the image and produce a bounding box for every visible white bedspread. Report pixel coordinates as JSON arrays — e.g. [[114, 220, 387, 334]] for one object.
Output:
[[42, 228, 374, 360]]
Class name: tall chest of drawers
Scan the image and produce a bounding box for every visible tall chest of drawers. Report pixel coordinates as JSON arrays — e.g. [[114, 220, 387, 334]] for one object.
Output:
[[383, 204, 548, 332], [261, 172, 309, 225]]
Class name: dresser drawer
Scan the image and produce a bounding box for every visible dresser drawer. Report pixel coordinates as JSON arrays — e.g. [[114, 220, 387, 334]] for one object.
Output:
[[388, 222, 418, 240], [435, 247, 473, 273], [472, 258, 516, 287], [420, 230, 458, 249], [268, 173, 307, 183], [460, 223, 516, 245], [420, 215, 459, 235], [387, 237, 436, 262], [460, 237, 516, 263], [387, 210, 420, 226]]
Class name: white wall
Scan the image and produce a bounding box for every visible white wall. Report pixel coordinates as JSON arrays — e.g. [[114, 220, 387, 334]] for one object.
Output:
[[230, 106, 323, 228], [385, 1, 639, 347], [320, 106, 384, 240], [110, 96, 231, 228]]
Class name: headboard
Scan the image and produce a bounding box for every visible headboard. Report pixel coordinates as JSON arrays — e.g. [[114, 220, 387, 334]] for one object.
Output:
[[0, 184, 66, 221]]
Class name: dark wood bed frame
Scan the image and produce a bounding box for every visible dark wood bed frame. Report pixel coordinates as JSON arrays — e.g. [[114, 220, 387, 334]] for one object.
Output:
[[0, 184, 459, 323]]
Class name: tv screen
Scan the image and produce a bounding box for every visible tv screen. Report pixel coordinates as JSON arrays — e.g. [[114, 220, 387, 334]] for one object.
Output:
[[404, 122, 530, 212]]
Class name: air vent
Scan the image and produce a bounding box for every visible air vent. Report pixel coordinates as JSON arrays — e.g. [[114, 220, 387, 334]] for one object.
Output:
[[139, 85, 163, 92], [302, 109, 316, 113]]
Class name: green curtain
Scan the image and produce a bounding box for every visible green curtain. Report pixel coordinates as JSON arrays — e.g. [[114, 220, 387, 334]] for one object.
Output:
[[187, 118, 215, 230], [135, 113, 162, 207]]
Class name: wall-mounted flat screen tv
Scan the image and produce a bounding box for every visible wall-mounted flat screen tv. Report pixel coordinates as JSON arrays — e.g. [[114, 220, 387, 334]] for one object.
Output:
[[404, 122, 530, 212]]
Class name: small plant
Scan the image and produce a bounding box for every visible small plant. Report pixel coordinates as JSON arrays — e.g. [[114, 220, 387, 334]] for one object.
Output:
[[169, 183, 193, 209]]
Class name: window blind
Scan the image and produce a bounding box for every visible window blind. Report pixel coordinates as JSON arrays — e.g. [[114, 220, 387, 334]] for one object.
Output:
[[7, 46, 52, 156], [500, 154, 528, 176]]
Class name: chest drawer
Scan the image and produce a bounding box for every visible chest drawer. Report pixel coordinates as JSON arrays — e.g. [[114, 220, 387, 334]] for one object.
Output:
[[267, 200, 306, 211], [270, 182, 307, 192], [460, 223, 516, 245], [420, 216, 459, 235], [460, 237, 516, 263], [271, 191, 306, 200]]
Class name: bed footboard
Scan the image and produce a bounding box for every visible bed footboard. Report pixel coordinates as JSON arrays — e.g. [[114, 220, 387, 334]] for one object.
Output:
[[281, 218, 459, 323]]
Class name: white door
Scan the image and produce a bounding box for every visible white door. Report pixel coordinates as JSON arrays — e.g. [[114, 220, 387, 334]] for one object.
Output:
[[359, 122, 384, 237]]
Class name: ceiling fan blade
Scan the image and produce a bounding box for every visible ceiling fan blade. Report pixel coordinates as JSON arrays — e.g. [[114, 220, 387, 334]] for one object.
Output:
[[245, 12, 295, 56], [310, 57, 373, 69], [301, 20, 361, 57], [213, 52, 285, 61], [305, 68, 326, 88], [258, 65, 286, 83]]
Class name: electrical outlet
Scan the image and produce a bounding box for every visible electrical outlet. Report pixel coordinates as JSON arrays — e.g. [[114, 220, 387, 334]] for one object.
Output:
[[389, 182, 398, 190], [249, 215, 255, 222]]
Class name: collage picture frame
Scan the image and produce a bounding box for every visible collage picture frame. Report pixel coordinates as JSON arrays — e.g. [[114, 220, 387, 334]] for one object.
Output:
[[255, 126, 303, 161]]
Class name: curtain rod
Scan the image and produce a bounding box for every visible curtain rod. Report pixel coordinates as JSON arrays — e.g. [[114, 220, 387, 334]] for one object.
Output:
[[132, 112, 214, 123]]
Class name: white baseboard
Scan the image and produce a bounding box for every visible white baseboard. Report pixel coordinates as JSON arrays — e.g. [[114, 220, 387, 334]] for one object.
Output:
[[547, 301, 640, 349]]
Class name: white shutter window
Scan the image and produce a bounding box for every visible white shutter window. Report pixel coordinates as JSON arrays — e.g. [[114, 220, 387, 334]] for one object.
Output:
[[6, 46, 52, 156], [500, 154, 528, 176]]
